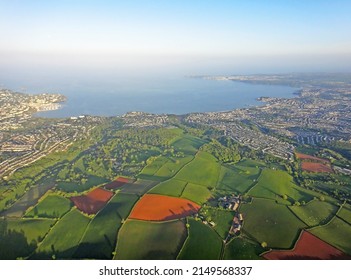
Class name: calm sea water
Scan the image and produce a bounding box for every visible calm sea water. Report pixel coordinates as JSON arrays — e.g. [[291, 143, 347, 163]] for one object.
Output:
[[18, 76, 297, 118]]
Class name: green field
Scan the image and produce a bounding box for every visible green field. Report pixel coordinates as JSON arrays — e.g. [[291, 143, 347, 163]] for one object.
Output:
[[171, 134, 206, 155], [181, 183, 212, 205], [0, 218, 55, 259], [154, 156, 194, 178], [224, 237, 265, 260], [33, 209, 91, 259], [73, 193, 138, 259], [205, 208, 235, 239], [115, 219, 187, 260], [240, 198, 306, 249], [25, 194, 72, 218], [149, 179, 187, 197], [2, 184, 54, 218], [216, 165, 260, 194], [289, 200, 338, 227], [337, 204, 351, 224], [248, 169, 319, 205], [139, 157, 169, 177], [119, 179, 158, 195], [57, 175, 108, 193], [177, 218, 223, 260], [309, 217, 351, 255], [175, 152, 220, 187]]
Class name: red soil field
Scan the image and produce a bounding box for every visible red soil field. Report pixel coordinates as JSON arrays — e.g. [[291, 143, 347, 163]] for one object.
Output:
[[104, 177, 132, 190], [301, 162, 333, 173], [295, 153, 329, 164], [129, 194, 200, 221], [263, 231, 350, 260], [71, 188, 114, 214]]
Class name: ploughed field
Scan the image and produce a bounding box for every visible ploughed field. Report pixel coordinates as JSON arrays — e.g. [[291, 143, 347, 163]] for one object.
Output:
[[1, 132, 351, 260]]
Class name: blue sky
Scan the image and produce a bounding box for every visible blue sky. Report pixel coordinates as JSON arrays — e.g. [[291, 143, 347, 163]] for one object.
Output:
[[0, 0, 350, 73]]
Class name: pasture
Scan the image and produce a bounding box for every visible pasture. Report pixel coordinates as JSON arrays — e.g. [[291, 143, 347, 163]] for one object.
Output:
[[149, 179, 187, 197], [224, 237, 264, 260], [115, 219, 187, 260], [25, 194, 72, 218]]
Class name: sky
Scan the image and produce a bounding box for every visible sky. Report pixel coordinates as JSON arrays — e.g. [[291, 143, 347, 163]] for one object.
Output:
[[0, 0, 351, 75]]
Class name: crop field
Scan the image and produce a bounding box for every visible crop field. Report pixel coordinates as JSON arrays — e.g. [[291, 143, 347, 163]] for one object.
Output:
[[33, 209, 91, 259], [309, 217, 351, 255], [149, 179, 187, 197], [177, 218, 222, 260], [104, 177, 133, 190], [248, 169, 319, 205], [73, 193, 138, 259], [216, 165, 259, 194], [119, 179, 158, 195], [337, 204, 351, 224], [70, 187, 114, 214], [175, 152, 220, 187], [181, 183, 212, 205], [57, 175, 108, 193], [263, 231, 349, 260], [0, 218, 55, 259], [205, 208, 235, 239], [25, 194, 72, 218], [295, 153, 329, 163], [1, 183, 54, 218], [154, 156, 194, 178], [240, 198, 306, 249], [289, 200, 338, 227], [224, 237, 264, 260], [301, 162, 333, 173], [115, 219, 187, 260], [129, 194, 200, 221]]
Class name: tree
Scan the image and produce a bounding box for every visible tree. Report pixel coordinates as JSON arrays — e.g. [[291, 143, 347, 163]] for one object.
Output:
[[261, 242, 268, 248]]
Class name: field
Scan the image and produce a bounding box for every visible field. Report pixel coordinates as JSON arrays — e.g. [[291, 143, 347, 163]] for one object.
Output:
[[70, 187, 114, 214], [149, 179, 187, 197], [153, 156, 194, 178], [57, 175, 108, 193], [177, 218, 222, 260], [181, 183, 212, 204], [73, 193, 138, 259], [2, 183, 54, 218], [216, 164, 260, 194], [119, 179, 158, 195], [115, 219, 187, 259], [263, 231, 350, 259], [0, 218, 55, 259], [301, 162, 333, 173], [205, 208, 235, 239], [295, 153, 329, 163], [289, 200, 338, 227], [129, 194, 200, 221], [248, 169, 318, 205], [171, 134, 206, 155], [175, 152, 220, 187], [240, 198, 306, 249], [224, 237, 265, 260], [25, 194, 72, 218], [104, 177, 133, 190], [309, 217, 351, 255], [337, 204, 351, 224], [139, 157, 169, 178], [33, 209, 91, 259]]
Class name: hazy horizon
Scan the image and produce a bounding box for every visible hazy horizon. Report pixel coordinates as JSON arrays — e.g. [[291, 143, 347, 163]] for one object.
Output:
[[1, 0, 351, 86]]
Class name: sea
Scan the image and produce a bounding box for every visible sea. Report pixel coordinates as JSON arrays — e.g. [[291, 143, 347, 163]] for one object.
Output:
[[3, 75, 298, 118]]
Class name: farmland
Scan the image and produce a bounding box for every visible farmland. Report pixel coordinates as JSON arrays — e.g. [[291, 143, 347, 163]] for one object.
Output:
[[25, 194, 72, 218], [240, 198, 306, 249], [149, 179, 187, 197], [301, 162, 333, 173], [177, 218, 223, 260], [264, 231, 349, 260], [204, 207, 235, 239], [33, 209, 91, 259], [224, 237, 265, 260], [129, 194, 200, 221], [115, 219, 187, 260]]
